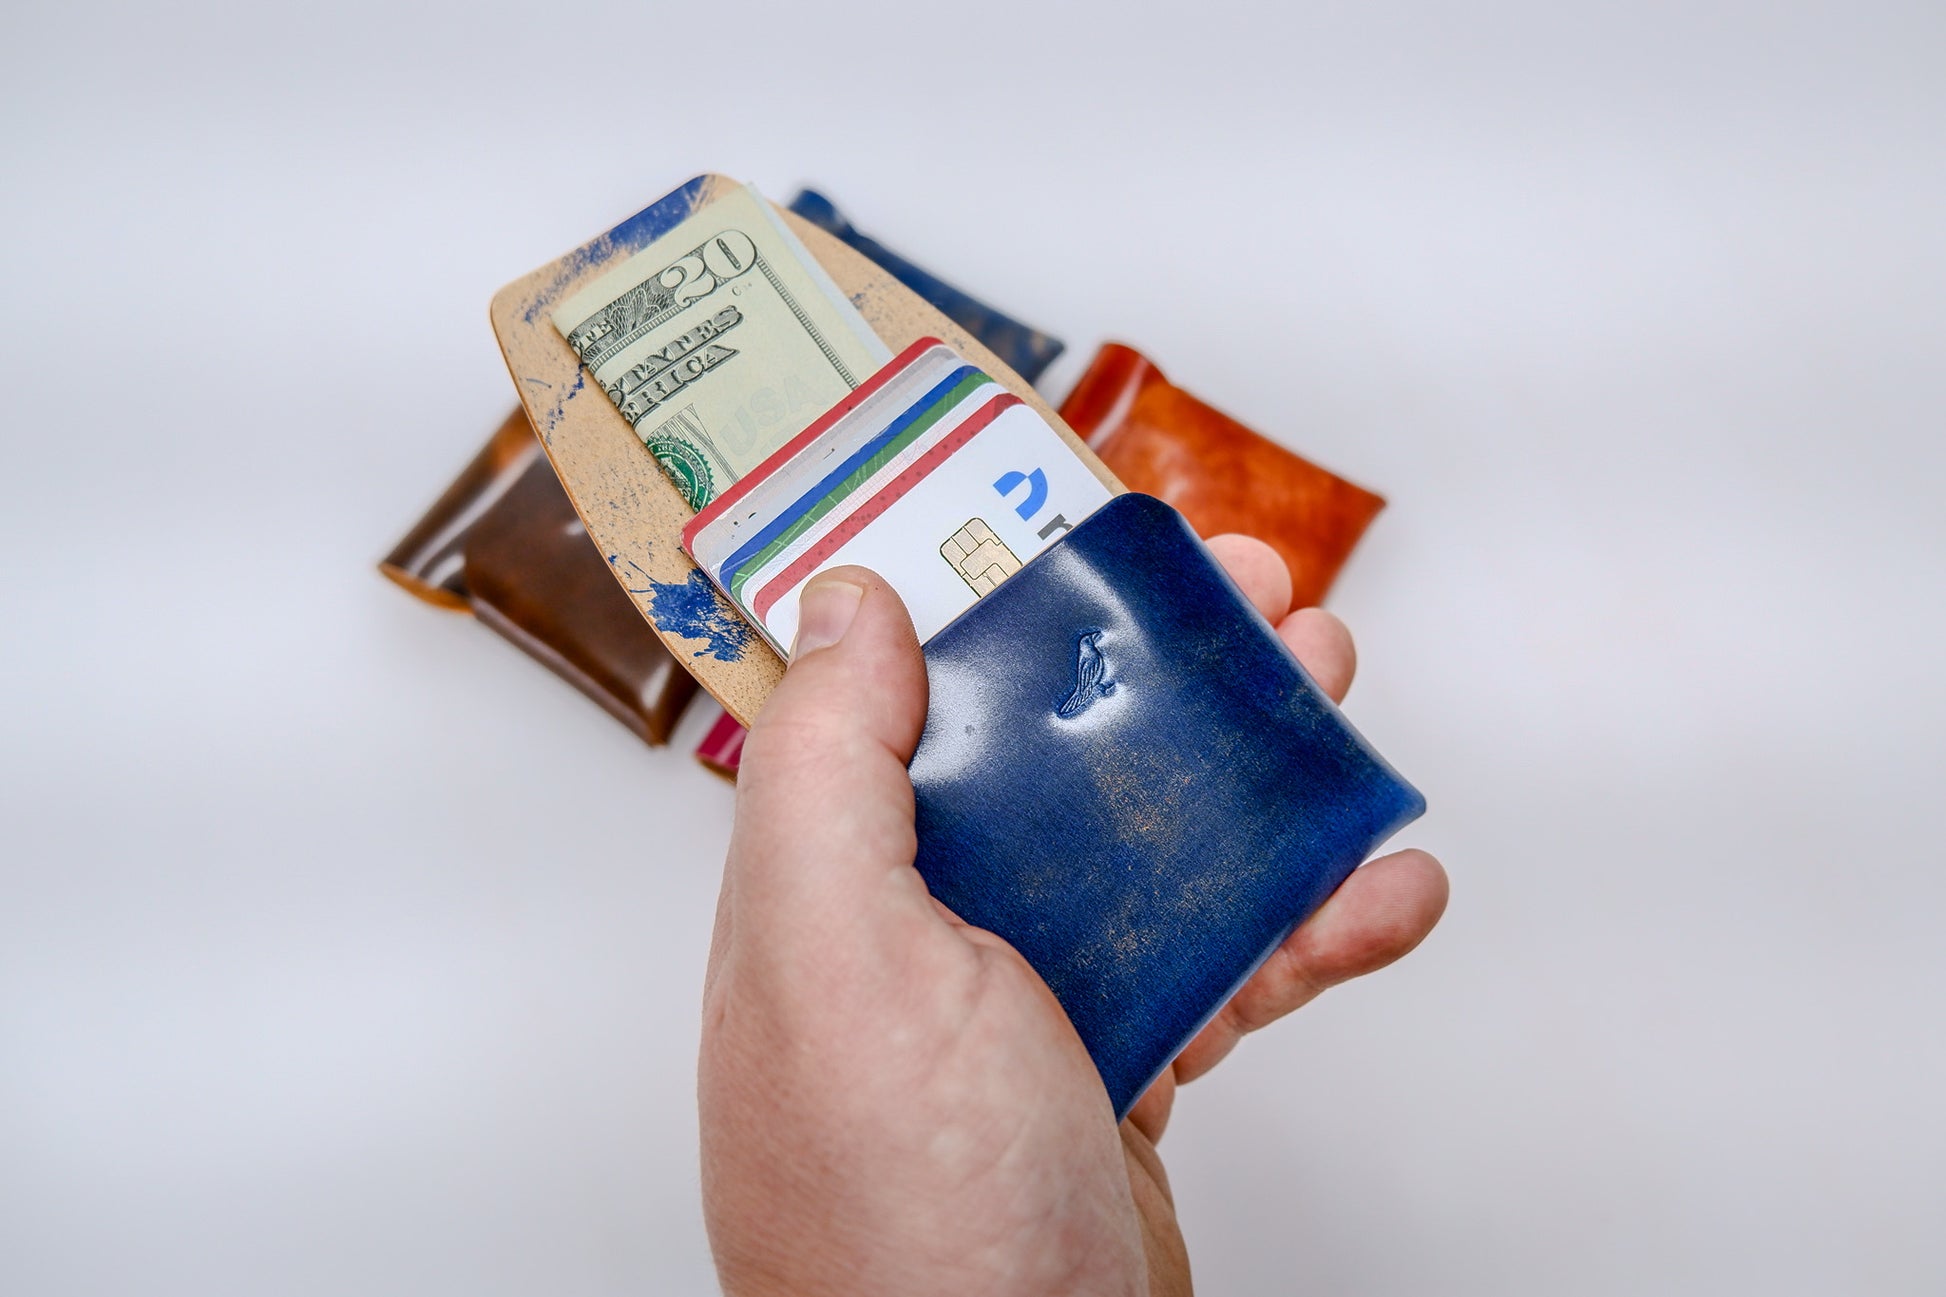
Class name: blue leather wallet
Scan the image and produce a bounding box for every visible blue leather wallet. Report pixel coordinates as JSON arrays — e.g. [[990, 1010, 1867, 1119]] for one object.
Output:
[[910, 494, 1425, 1119], [785, 188, 1066, 383]]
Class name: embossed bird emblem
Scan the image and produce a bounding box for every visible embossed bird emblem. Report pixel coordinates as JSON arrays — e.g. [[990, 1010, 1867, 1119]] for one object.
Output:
[[1056, 630, 1117, 718]]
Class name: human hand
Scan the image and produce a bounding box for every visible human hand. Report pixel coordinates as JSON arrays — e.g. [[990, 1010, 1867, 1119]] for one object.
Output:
[[698, 538, 1448, 1296]]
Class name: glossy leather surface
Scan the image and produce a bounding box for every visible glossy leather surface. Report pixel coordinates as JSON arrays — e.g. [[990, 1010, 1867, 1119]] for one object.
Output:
[[787, 189, 1066, 383], [380, 408, 540, 609], [462, 454, 699, 746], [693, 708, 747, 782], [380, 410, 697, 745], [910, 494, 1424, 1118], [1058, 344, 1386, 609]]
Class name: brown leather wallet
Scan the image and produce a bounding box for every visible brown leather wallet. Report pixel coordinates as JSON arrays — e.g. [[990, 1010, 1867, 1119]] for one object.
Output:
[[380, 409, 539, 610], [1058, 344, 1385, 609], [381, 408, 698, 745]]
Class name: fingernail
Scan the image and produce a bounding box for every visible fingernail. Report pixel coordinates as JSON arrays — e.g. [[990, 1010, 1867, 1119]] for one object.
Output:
[[791, 577, 865, 659]]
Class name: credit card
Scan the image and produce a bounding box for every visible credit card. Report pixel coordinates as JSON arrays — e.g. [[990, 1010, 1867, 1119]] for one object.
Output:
[[750, 394, 1113, 651], [682, 337, 957, 575], [728, 376, 1007, 611], [718, 365, 994, 603]]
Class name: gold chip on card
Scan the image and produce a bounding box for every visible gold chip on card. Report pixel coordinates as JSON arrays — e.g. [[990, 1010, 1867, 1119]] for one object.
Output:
[[940, 518, 1021, 595]]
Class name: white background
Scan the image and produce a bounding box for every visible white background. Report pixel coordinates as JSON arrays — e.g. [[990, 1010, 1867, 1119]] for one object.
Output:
[[3, 2, 1942, 1293]]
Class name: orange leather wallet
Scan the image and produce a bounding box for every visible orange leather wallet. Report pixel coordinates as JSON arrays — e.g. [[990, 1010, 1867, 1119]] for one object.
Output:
[[1058, 344, 1385, 610]]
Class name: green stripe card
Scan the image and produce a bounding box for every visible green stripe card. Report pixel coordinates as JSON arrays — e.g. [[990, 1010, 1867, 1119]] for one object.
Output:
[[721, 365, 993, 602]]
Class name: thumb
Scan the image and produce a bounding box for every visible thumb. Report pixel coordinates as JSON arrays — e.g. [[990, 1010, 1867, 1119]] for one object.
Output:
[[724, 567, 934, 943]]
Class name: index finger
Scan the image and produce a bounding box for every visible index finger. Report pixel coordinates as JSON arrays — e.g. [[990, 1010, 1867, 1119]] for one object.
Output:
[[1207, 533, 1355, 703]]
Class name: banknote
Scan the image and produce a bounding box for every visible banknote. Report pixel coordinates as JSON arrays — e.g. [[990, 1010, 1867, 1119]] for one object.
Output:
[[553, 184, 889, 509]]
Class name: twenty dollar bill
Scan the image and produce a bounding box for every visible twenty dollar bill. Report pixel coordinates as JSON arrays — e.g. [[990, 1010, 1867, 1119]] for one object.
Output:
[[553, 184, 889, 509]]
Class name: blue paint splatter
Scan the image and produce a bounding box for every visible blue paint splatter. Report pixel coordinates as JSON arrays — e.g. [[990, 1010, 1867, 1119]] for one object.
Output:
[[604, 175, 713, 255], [613, 556, 749, 662], [538, 369, 585, 437], [519, 176, 715, 325]]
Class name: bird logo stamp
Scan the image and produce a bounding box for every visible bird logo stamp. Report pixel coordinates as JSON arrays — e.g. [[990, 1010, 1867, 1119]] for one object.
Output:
[[1055, 630, 1117, 719]]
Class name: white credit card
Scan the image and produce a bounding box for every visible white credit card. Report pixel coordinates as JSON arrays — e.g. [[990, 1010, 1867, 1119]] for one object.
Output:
[[727, 378, 1006, 610], [716, 365, 997, 605], [750, 394, 1113, 653], [682, 339, 959, 575]]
